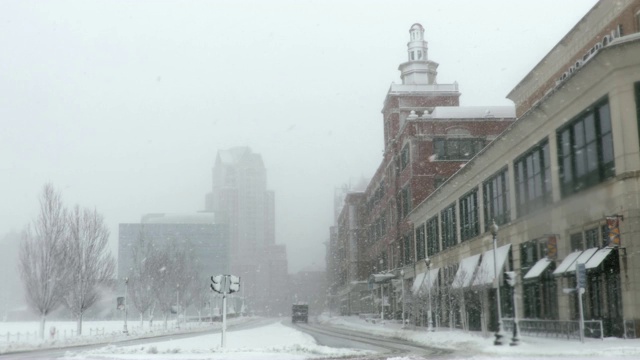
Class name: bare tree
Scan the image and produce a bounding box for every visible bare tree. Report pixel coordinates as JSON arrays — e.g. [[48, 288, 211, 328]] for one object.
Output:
[[18, 184, 68, 339], [149, 240, 188, 329], [62, 205, 116, 335], [127, 228, 157, 327], [179, 262, 204, 322]]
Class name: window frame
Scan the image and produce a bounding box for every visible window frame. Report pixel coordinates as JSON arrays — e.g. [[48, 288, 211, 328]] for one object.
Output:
[[514, 139, 552, 217], [483, 167, 510, 229], [415, 224, 426, 261], [433, 137, 486, 161], [557, 98, 615, 197], [459, 188, 479, 241], [426, 215, 440, 257], [440, 203, 457, 250]]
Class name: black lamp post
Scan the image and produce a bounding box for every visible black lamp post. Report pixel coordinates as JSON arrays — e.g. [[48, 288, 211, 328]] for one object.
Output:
[[491, 220, 505, 345], [424, 257, 434, 332]]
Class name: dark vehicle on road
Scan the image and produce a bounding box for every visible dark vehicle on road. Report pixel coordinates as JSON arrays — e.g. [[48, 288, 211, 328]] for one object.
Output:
[[292, 304, 308, 323]]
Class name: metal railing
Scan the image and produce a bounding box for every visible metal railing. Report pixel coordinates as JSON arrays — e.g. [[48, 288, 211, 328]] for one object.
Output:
[[502, 318, 603, 340]]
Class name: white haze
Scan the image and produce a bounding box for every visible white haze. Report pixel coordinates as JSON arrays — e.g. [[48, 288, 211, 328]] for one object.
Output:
[[0, 0, 598, 277]]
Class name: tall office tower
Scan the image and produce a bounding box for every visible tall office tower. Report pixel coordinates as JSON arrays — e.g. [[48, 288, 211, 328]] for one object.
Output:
[[205, 147, 288, 314]]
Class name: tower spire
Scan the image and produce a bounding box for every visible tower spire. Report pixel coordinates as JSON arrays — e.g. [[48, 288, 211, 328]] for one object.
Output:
[[398, 23, 439, 85]]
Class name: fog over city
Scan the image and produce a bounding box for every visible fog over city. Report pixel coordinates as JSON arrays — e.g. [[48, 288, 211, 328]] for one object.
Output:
[[1, 0, 596, 303]]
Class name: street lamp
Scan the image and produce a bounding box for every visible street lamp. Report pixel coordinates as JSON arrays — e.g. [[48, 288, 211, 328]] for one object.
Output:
[[379, 259, 384, 321], [400, 270, 405, 327], [176, 283, 180, 328], [491, 220, 505, 345], [123, 277, 129, 334], [424, 257, 434, 332]]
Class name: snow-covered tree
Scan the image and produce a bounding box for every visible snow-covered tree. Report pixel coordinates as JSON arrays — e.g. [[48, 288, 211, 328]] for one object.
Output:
[[127, 228, 158, 327], [62, 205, 115, 335], [19, 184, 68, 339], [149, 239, 189, 329]]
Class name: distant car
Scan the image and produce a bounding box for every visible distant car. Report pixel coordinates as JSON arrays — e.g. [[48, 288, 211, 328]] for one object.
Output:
[[291, 304, 308, 323]]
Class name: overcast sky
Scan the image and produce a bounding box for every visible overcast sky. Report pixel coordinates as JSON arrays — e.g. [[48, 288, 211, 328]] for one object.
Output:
[[0, 0, 598, 273]]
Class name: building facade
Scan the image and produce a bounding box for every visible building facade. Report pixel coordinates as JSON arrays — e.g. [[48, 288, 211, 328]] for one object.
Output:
[[404, 0, 640, 338], [329, 23, 515, 316], [118, 212, 230, 285], [204, 147, 288, 315]]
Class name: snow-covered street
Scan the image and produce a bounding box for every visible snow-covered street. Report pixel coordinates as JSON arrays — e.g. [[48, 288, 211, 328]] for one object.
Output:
[[60, 320, 370, 360], [4, 315, 640, 359], [318, 315, 640, 359]]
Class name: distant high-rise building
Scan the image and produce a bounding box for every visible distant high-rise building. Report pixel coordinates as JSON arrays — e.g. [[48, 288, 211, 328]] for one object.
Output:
[[205, 147, 288, 314]]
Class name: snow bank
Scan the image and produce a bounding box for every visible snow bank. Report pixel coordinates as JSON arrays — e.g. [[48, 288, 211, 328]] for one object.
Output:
[[318, 314, 640, 358], [63, 321, 372, 360], [0, 318, 253, 355]]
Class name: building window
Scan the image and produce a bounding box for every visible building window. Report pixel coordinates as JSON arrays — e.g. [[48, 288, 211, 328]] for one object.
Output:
[[514, 139, 551, 217], [415, 225, 426, 261], [401, 144, 410, 170], [585, 228, 599, 248], [557, 99, 615, 197], [433, 138, 486, 160], [403, 234, 412, 265], [426, 215, 439, 257], [441, 203, 457, 250], [636, 82, 640, 148], [570, 232, 584, 252], [459, 189, 479, 241], [483, 168, 510, 229], [401, 186, 411, 218]]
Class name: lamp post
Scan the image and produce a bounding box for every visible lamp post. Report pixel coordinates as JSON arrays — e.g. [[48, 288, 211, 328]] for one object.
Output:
[[123, 277, 129, 334], [491, 220, 505, 345], [176, 283, 180, 328], [424, 257, 434, 332], [400, 270, 405, 327], [379, 259, 384, 321]]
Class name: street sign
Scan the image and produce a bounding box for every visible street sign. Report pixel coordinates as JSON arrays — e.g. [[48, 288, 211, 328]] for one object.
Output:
[[116, 296, 125, 310], [210, 274, 241, 348], [576, 263, 586, 289]]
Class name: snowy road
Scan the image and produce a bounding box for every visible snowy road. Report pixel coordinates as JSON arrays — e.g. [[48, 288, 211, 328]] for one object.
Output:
[[293, 322, 453, 358]]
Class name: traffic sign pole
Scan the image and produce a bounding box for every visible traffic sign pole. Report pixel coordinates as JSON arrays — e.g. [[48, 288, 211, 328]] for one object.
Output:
[[210, 274, 240, 348]]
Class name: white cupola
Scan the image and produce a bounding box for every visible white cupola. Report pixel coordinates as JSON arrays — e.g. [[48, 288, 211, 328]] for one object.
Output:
[[398, 23, 439, 85]]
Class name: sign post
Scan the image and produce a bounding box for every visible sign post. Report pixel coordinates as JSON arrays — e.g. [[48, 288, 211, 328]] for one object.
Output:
[[211, 274, 241, 348]]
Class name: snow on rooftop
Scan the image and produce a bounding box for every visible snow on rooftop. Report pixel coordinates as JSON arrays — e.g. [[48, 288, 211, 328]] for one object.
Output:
[[553, 250, 583, 275], [142, 212, 217, 224], [585, 247, 614, 269], [472, 244, 511, 286], [218, 146, 251, 164], [412, 267, 439, 295], [565, 247, 598, 272], [430, 106, 515, 119], [524, 257, 553, 279], [452, 254, 480, 288]]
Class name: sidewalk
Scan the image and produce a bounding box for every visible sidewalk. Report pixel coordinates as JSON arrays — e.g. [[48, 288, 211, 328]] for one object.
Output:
[[317, 314, 640, 358]]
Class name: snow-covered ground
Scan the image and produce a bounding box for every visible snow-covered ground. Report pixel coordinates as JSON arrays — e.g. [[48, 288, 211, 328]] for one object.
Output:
[[62, 320, 371, 360], [4, 315, 640, 359], [318, 314, 640, 359], [0, 318, 250, 354]]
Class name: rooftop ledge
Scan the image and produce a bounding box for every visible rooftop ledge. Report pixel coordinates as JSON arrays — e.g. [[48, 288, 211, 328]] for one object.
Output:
[[388, 83, 459, 94]]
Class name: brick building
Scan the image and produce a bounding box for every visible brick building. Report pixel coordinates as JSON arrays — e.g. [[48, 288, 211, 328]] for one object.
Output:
[[329, 23, 515, 315]]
